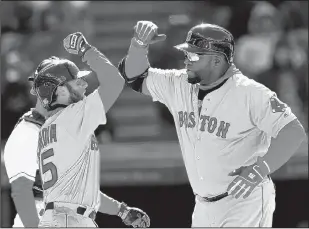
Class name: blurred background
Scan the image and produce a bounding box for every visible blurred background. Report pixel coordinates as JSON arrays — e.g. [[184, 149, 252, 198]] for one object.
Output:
[[1, 0, 308, 227]]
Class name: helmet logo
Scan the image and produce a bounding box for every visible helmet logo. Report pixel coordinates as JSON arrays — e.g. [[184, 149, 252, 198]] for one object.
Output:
[[59, 76, 66, 82], [186, 31, 192, 42]]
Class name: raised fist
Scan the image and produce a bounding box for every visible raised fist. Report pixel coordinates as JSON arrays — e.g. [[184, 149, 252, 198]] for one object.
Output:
[[63, 32, 91, 56], [134, 21, 166, 46]]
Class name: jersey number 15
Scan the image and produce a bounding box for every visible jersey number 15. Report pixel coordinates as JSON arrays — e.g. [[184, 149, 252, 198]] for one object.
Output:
[[40, 148, 58, 190]]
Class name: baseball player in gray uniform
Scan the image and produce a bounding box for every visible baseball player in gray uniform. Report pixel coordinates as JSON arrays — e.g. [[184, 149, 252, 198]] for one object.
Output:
[[30, 32, 150, 228], [118, 21, 307, 227]]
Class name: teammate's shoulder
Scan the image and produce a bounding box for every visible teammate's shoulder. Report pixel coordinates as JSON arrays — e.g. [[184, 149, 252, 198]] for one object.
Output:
[[4, 119, 39, 155], [24, 109, 45, 126], [13, 119, 41, 135]]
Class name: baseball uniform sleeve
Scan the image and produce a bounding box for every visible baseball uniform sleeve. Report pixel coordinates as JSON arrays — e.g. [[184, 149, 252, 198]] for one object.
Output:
[[4, 122, 39, 183], [61, 89, 106, 139], [146, 68, 187, 109], [248, 83, 297, 138]]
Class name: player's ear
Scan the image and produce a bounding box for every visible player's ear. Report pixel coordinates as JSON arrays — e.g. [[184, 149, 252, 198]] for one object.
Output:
[[55, 85, 68, 97], [213, 55, 222, 67]]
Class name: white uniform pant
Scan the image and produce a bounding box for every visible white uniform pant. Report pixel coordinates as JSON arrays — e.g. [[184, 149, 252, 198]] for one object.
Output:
[[192, 178, 276, 227], [38, 203, 97, 228], [13, 198, 44, 227]]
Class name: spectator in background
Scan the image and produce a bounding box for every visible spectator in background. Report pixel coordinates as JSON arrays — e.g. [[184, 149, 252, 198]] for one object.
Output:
[[225, 1, 254, 40], [278, 1, 308, 31], [1, 32, 25, 92], [234, 2, 282, 79], [204, 0, 255, 40], [255, 31, 308, 131], [1, 33, 37, 141], [1, 1, 98, 141], [286, 28, 308, 131], [1, 1, 19, 34], [1, 82, 33, 140], [210, 5, 232, 29], [12, 2, 34, 34], [26, 1, 94, 67]]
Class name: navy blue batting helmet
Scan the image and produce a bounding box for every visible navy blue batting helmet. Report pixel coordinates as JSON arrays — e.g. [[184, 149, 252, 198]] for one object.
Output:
[[174, 23, 235, 64], [29, 56, 90, 110]]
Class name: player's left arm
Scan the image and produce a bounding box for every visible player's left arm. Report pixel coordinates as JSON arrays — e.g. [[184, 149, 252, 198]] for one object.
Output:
[[3, 125, 41, 226], [227, 85, 307, 199], [98, 192, 150, 228], [249, 85, 307, 174]]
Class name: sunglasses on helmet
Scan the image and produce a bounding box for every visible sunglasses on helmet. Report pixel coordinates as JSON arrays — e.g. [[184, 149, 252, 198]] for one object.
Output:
[[183, 51, 218, 62], [182, 31, 234, 64]]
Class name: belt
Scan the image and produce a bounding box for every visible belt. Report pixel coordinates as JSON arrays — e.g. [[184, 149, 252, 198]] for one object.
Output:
[[44, 202, 96, 220], [196, 192, 228, 202], [33, 186, 43, 199]]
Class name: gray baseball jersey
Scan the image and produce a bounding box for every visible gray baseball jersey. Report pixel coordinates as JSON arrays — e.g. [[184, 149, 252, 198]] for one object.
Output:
[[37, 90, 106, 211], [145, 64, 296, 197]]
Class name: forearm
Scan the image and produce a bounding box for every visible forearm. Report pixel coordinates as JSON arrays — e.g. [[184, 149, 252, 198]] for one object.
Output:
[[262, 119, 307, 174], [82, 47, 124, 87], [125, 38, 150, 78], [82, 47, 125, 111], [98, 192, 121, 216], [11, 177, 40, 227]]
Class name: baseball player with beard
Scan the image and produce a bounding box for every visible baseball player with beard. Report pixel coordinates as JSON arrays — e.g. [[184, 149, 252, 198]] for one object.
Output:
[[34, 32, 150, 228], [3, 49, 101, 228], [118, 21, 307, 227]]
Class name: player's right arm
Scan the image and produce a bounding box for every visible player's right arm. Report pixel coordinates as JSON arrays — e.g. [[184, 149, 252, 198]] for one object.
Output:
[[118, 21, 186, 108], [63, 32, 125, 113], [3, 122, 40, 227], [62, 33, 125, 138]]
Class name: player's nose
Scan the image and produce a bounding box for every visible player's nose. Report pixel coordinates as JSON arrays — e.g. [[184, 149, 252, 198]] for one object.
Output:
[[184, 59, 192, 67]]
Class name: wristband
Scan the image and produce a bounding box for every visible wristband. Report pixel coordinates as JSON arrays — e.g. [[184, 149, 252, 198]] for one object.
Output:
[[132, 37, 149, 49], [80, 42, 92, 57], [256, 156, 271, 176], [117, 202, 129, 220]]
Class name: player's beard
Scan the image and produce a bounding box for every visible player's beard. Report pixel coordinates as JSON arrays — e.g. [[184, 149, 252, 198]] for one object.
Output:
[[66, 84, 84, 104], [187, 70, 201, 84], [69, 91, 84, 103]]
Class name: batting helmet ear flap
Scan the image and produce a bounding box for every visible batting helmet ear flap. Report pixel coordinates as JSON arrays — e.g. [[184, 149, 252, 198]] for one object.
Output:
[[213, 55, 224, 66]]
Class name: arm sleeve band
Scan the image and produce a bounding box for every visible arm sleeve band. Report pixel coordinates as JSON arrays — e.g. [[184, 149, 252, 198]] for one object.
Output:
[[118, 56, 148, 93]]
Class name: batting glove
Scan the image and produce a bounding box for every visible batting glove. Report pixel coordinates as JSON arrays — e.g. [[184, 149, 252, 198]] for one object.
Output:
[[133, 21, 166, 47], [118, 202, 150, 228], [227, 157, 271, 199], [63, 32, 92, 57]]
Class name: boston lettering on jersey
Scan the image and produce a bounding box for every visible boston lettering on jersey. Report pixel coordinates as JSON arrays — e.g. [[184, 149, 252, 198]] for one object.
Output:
[[38, 124, 57, 154], [178, 111, 230, 138]]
